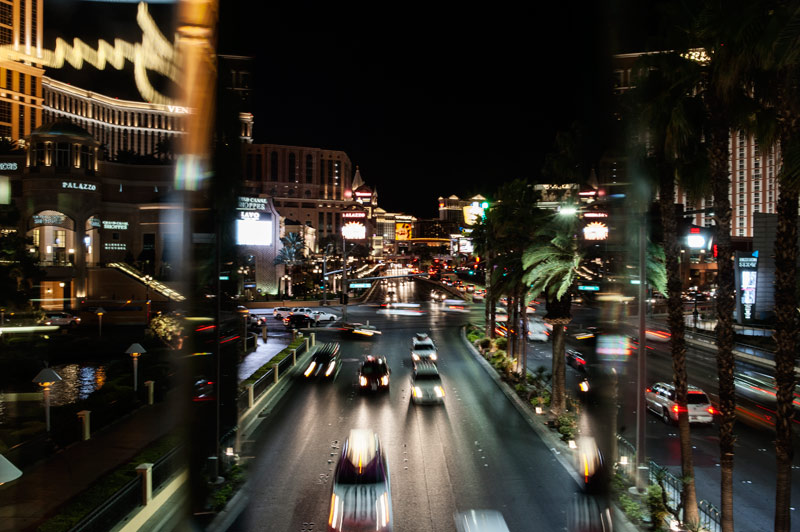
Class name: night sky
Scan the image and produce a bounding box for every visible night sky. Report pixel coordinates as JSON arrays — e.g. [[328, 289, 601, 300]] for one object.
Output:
[[45, 1, 661, 218]]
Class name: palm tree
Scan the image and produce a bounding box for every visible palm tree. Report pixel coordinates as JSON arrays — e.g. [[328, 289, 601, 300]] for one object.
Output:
[[470, 216, 498, 338], [274, 233, 309, 290], [629, 52, 707, 528], [522, 214, 582, 415]]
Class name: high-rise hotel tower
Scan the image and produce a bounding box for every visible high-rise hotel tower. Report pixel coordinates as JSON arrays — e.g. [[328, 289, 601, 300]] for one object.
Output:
[[0, 0, 43, 140]]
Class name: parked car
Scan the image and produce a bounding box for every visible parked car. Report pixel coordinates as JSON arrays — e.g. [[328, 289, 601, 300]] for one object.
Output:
[[283, 314, 314, 329], [44, 311, 81, 327], [328, 429, 393, 531], [310, 309, 339, 322], [410, 362, 445, 405], [358, 355, 391, 392], [290, 307, 315, 318], [303, 342, 341, 380], [645, 382, 715, 424], [272, 306, 292, 320]]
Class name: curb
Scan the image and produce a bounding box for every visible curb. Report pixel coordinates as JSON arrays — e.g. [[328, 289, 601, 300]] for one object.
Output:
[[459, 326, 642, 532]]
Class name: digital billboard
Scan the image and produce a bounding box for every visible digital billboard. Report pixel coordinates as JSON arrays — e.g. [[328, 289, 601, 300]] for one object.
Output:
[[395, 222, 412, 241], [236, 212, 273, 246]]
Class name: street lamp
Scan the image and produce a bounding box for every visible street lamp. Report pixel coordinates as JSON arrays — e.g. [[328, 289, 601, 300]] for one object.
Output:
[[0, 454, 22, 485], [33, 367, 62, 432], [96, 307, 106, 336], [126, 343, 146, 392]]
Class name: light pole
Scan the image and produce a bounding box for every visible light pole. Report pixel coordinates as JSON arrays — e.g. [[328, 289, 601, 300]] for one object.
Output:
[[322, 243, 333, 306], [96, 307, 106, 337], [126, 343, 146, 392], [693, 291, 699, 332], [144, 275, 152, 325], [0, 454, 22, 485], [33, 367, 62, 432]]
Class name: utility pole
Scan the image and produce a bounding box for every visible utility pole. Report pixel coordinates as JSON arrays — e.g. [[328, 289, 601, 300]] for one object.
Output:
[[636, 210, 648, 488]]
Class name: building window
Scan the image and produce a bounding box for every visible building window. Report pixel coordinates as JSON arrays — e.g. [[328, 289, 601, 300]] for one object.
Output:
[[54, 229, 66, 248], [288, 152, 296, 182], [255, 153, 263, 180], [270, 151, 279, 181], [55, 142, 69, 168], [305, 154, 313, 183]]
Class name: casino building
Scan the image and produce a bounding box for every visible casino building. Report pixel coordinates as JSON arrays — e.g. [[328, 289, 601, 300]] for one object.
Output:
[[5, 118, 281, 311]]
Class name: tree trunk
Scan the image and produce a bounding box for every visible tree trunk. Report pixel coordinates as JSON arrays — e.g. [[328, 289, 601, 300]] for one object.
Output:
[[659, 163, 699, 527], [545, 293, 572, 416], [485, 259, 493, 338], [508, 293, 516, 363], [520, 291, 528, 379], [773, 186, 797, 532], [709, 112, 736, 532]]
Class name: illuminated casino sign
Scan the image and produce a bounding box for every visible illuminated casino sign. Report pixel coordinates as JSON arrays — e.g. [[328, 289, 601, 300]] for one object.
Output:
[[395, 222, 412, 241], [62, 181, 96, 191], [32, 214, 66, 226], [0, 162, 18, 170], [735, 252, 759, 323], [102, 221, 129, 230], [237, 196, 268, 210], [342, 211, 367, 240], [583, 221, 609, 240]]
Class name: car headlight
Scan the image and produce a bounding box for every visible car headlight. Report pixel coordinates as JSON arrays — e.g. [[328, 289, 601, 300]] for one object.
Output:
[[325, 361, 336, 377], [435, 386, 445, 398], [360, 376, 367, 387], [430, 353, 437, 361], [381, 375, 389, 386], [413, 386, 422, 397], [304, 361, 317, 377], [378, 491, 390, 527], [412, 353, 419, 361], [329, 493, 342, 530]]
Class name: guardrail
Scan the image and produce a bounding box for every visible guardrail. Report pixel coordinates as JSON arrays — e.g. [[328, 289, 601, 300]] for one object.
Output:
[[68, 446, 184, 532]]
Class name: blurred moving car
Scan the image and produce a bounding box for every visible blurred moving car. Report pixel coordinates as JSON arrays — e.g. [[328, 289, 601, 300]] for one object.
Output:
[[454, 510, 510, 532], [494, 307, 508, 322], [567, 493, 614, 532], [566, 349, 587, 372], [410, 361, 445, 405], [645, 382, 715, 424], [284, 314, 314, 329], [290, 307, 315, 318], [358, 355, 390, 392], [430, 290, 445, 302], [411, 332, 438, 363], [303, 343, 341, 380], [311, 309, 339, 322], [192, 376, 215, 402], [44, 311, 81, 327], [247, 313, 266, 331], [328, 429, 393, 532], [272, 306, 292, 320]]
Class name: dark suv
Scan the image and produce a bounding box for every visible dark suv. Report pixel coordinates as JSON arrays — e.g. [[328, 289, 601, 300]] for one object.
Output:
[[358, 356, 390, 392], [283, 314, 313, 329]]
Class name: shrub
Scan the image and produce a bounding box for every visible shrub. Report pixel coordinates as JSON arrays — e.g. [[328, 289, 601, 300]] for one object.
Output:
[[494, 337, 508, 350], [467, 330, 483, 343], [477, 338, 492, 352], [619, 493, 644, 524], [646, 484, 670, 531], [555, 412, 577, 442]]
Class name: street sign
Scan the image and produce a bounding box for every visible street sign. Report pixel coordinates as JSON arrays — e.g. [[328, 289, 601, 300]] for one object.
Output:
[[350, 282, 372, 289], [578, 285, 600, 291]]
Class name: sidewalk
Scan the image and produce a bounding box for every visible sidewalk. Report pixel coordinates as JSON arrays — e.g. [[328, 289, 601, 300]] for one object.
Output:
[[0, 395, 179, 532], [237, 330, 291, 383]]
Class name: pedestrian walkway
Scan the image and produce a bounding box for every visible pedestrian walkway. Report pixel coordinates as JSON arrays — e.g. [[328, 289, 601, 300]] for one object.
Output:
[[0, 394, 179, 532], [237, 330, 291, 383]]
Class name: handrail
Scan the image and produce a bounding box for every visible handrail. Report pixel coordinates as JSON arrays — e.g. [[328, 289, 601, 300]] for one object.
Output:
[[106, 262, 186, 301]]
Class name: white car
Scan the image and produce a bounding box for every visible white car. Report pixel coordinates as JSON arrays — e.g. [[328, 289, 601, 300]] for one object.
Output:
[[290, 307, 314, 318], [328, 429, 393, 531], [272, 306, 292, 320], [494, 307, 508, 322], [410, 362, 445, 405], [645, 382, 715, 424], [44, 311, 81, 327], [411, 332, 438, 363], [454, 510, 510, 532], [310, 310, 339, 322]]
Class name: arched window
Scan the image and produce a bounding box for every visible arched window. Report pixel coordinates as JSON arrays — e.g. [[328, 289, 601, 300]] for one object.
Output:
[[304, 189, 311, 198], [270, 151, 279, 181], [305, 154, 313, 183]]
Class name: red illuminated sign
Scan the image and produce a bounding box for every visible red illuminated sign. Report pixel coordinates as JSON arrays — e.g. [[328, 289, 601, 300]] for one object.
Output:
[[342, 211, 366, 219]]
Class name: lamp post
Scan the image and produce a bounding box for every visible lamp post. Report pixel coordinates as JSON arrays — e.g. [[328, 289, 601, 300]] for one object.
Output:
[[322, 243, 333, 306], [0, 454, 22, 485], [95, 307, 106, 336], [693, 291, 700, 332], [33, 367, 62, 432], [126, 343, 146, 392], [143, 275, 153, 325]]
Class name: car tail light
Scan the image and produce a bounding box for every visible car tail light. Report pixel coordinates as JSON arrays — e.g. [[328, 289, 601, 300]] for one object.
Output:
[[359, 376, 367, 387], [707, 406, 716, 415], [645, 387, 651, 393], [672, 404, 687, 414]]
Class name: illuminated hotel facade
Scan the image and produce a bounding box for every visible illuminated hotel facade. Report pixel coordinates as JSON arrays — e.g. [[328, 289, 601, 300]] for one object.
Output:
[[41, 76, 188, 160], [0, 0, 44, 140]]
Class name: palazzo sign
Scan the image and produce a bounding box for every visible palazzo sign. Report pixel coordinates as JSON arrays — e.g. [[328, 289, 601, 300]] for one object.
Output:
[[62, 181, 96, 191], [342, 211, 367, 240]]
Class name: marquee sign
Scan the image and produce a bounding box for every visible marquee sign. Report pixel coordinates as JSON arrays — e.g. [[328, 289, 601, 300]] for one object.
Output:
[[342, 211, 366, 219], [102, 221, 129, 230], [238, 196, 269, 210], [583, 221, 609, 241], [342, 221, 366, 240], [735, 252, 759, 323], [62, 181, 97, 191]]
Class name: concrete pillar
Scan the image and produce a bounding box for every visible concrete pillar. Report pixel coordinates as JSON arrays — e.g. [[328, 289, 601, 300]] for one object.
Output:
[[310, 332, 316, 347], [77, 410, 90, 441], [304, 337, 309, 352], [247, 383, 254, 409], [291, 349, 296, 366], [273, 363, 279, 383], [261, 324, 268, 343], [144, 380, 154, 405], [136, 463, 153, 505]]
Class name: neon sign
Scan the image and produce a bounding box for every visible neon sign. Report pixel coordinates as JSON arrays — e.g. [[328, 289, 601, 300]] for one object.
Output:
[[342, 221, 366, 240], [583, 222, 608, 240], [62, 181, 97, 191], [0, 3, 180, 105]]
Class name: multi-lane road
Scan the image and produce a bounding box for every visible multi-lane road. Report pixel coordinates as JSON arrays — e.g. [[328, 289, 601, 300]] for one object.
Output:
[[233, 275, 798, 531], [232, 279, 583, 532]]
